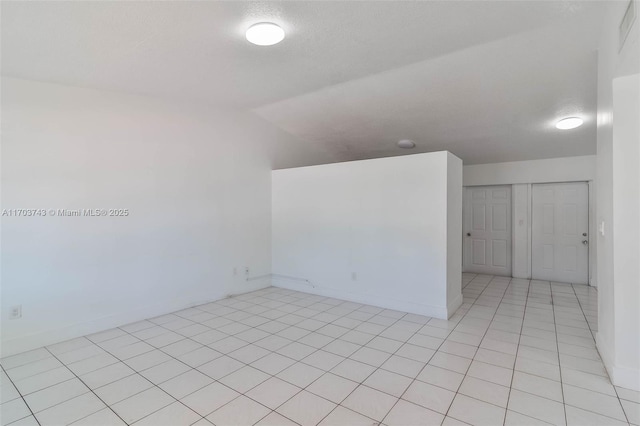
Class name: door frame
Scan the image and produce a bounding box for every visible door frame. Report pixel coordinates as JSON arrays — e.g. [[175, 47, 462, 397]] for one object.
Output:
[[462, 185, 513, 276], [529, 181, 591, 284]]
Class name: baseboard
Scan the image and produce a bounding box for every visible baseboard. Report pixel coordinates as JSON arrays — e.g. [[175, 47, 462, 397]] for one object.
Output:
[[596, 332, 640, 391], [610, 364, 640, 391], [0, 281, 271, 358], [447, 292, 463, 319], [271, 277, 448, 319], [596, 332, 615, 379]]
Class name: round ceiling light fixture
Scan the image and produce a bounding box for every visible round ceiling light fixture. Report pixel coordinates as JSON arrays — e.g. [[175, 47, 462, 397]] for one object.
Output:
[[246, 22, 285, 46], [397, 139, 416, 149], [555, 117, 584, 130]]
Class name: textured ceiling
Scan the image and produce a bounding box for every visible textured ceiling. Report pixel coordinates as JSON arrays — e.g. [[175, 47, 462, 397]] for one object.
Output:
[[2, 1, 608, 167]]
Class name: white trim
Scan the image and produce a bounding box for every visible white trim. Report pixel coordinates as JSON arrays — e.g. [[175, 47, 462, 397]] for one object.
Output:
[[588, 180, 597, 287], [597, 333, 640, 391], [610, 364, 640, 391], [446, 293, 463, 319], [596, 332, 615, 378], [527, 183, 533, 279], [272, 277, 450, 319]]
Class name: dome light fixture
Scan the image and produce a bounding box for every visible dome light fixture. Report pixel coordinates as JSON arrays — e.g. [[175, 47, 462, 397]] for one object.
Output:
[[397, 139, 416, 149], [246, 22, 285, 46], [556, 117, 584, 130]]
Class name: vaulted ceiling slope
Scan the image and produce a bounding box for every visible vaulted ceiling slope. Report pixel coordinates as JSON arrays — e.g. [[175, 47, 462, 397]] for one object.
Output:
[[2, 1, 608, 167]]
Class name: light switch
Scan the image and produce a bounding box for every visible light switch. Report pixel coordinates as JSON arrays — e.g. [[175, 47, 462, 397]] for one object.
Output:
[[599, 221, 605, 236]]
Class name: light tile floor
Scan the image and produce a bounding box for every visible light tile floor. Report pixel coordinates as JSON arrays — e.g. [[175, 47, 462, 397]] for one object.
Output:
[[1, 274, 638, 426]]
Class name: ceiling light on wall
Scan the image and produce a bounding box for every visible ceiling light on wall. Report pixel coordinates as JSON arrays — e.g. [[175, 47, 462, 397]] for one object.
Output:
[[397, 139, 416, 149], [246, 22, 285, 46], [556, 117, 584, 130]]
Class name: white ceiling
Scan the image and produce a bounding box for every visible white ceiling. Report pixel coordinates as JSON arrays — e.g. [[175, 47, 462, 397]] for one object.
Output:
[[2, 1, 607, 167]]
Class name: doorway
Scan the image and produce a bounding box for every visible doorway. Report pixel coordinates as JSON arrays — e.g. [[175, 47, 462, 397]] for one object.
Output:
[[531, 182, 589, 284], [463, 186, 512, 276]]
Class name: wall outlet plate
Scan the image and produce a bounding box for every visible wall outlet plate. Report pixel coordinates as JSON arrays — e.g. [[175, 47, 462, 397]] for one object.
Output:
[[9, 305, 22, 320]]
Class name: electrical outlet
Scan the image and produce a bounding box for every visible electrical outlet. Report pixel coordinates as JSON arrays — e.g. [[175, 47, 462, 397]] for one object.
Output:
[[245, 267, 250, 277], [9, 305, 22, 320], [351, 272, 357, 281], [233, 267, 238, 276]]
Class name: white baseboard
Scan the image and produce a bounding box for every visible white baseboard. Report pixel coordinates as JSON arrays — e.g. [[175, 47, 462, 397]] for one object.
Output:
[[596, 332, 640, 392], [271, 278, 449, 319], [610, 364, 640, 391], [0, 281, 270, 358], [447, 293, 463, 318]]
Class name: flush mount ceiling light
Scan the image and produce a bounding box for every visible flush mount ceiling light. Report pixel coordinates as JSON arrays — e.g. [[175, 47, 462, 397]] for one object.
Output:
[[246, 22, 285, 46], [556, 117, 584, 130], [397, 139, 416, 149]]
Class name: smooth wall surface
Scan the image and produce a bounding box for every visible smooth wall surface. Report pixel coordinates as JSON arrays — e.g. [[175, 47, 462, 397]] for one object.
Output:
[[595, 0, 640, 391], [463, 156, 597, 282], [463, 155, 596, 186], [0, 78, 293, 356], [272, 151, 463, 319], [611, 73, 640, 390], [446, 153, 463, 314]]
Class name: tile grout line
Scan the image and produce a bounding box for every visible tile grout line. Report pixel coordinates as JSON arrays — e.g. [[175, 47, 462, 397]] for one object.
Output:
[[246, 285, 477, 424], [41, 346, 131, 426], [436, 275, 495, 424], [108, 290, 350, 425], [550, 282, 569, 426], [362, 273, 494, 425], [3, 280, 630, 426], [250, 296, 412, 425], [503, 277, 532, 426], [439, 275, 514, 425], [218, 288, 435, 425], [311, 309, 433, 424], [512, 282, 629, 425], [569, 283, 632, 425], [112, 287, 409, 425], [0, 363, 42, 426], [81, 288, 326, 426], [11, 282, 457, 426], [114, 287, 351, 425], [4, 290, 306, 425], [0, 283, 605, 426]]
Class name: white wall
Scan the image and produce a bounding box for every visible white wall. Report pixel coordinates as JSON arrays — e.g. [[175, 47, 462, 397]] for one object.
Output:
[[463, 156, 596, 187], [0, 78, 294, 356], [611, 73, 640, 390], [511, 184, 531, 280], [595, 0, 640, 391], [447, 153, 463, 314], [463, 156, 597, 281], [272, 151, 463, 319]]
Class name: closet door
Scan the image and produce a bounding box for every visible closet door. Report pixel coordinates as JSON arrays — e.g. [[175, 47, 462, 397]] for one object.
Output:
[[532, 182, 589, 284], [463, 186, 512, 276]]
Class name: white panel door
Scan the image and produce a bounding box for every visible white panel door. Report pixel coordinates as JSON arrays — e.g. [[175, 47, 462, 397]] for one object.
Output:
[[532, 182, 589, 284], [463, 186, 512, 276]]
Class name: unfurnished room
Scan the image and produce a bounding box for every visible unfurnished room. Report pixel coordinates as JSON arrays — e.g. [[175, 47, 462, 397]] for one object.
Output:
[[1, 1, 639, 425]]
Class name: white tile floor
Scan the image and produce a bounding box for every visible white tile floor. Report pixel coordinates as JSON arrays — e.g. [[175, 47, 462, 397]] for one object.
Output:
[[1, 274, 638, 426]]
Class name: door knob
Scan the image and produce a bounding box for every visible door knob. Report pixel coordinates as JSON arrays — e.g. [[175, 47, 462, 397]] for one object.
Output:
[[583, 233, 587, 236], [582, 240, 589, 245], [466, 233, 471, 237]]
